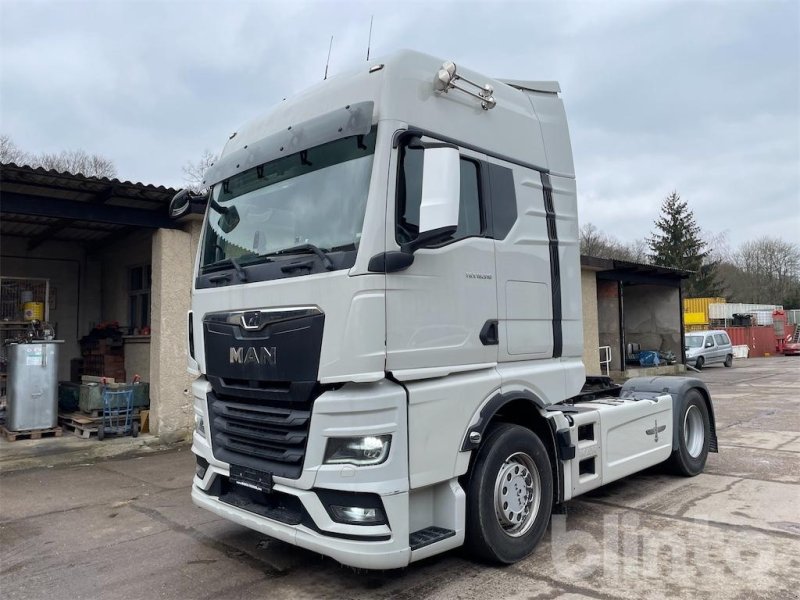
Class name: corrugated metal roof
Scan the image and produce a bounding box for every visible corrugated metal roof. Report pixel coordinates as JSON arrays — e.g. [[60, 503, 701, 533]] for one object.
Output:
[[0, 162, 181, 246], [0, 162, 178, 205]]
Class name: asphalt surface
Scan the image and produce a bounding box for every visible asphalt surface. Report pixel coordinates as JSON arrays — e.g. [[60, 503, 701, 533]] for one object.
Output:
[[1, 356, 798, 599]]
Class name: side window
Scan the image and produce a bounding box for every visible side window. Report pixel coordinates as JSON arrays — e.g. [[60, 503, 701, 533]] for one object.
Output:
[[396, 145, 483, 244], [715, 333, 729, 346]]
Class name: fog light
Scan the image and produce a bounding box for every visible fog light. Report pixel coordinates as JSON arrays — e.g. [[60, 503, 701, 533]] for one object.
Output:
[[329, 505, 385, 525], [194, 413, 205, 436]]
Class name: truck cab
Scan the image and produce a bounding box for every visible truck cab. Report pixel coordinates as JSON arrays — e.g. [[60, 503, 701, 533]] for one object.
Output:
[[184, 50, 717, 569]]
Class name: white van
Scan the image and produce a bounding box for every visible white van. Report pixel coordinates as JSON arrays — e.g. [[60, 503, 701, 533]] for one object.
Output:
[[685, 330, 734, 369]]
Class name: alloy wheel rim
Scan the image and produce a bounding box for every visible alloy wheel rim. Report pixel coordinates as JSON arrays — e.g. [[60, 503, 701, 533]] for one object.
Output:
[[493, 451, 541, 537], [684, 405, 705, 458]]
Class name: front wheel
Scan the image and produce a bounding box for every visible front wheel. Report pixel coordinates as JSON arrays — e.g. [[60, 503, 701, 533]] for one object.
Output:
[[465, 423, 553, 564], [695, 356, 705, 370], [668, 390, 710, 476]]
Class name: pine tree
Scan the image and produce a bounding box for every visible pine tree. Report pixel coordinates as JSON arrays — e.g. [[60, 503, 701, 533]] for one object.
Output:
[[648, 191, 722, 297]]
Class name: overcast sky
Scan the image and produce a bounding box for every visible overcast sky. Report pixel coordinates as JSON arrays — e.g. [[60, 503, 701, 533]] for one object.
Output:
[[1, 0, 797, 247]]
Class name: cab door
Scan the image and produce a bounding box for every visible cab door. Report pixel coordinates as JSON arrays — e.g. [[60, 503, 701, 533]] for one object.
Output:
[[384, 138, 498, 375]]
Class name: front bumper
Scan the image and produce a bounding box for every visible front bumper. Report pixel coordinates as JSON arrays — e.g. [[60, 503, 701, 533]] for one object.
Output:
[[191, 377, 413, 569], [191, 483, 410, 569]]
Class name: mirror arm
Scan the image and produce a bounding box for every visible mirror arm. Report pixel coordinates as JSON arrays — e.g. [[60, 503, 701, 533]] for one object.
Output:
[[400, 225, 457, 254]]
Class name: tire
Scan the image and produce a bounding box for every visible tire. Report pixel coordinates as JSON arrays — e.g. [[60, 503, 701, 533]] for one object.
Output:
[[668, 390, 710, 476], [97, 425, 105, 441], [724, 354, 733, 368], [131, 421, 139, 438], [464, 423, 553, 564], [695, 356, 704, 370]]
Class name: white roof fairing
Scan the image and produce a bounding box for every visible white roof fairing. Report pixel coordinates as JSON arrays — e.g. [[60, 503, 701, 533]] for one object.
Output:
[[213, 50, 574, 180]]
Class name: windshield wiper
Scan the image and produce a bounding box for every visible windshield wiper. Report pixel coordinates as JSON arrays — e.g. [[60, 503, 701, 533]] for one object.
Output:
[[268, 243, 334, 271], [204, 255, 250, 281]]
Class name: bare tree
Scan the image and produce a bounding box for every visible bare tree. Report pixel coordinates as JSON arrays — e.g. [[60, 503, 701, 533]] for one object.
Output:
[[182, 150, 217, 193], [580, 222, 649, 263], [36, 148, 117, 178], [736, 236, 800, 305], [0, 134, 117, 178], [0, 134, 29, 164]]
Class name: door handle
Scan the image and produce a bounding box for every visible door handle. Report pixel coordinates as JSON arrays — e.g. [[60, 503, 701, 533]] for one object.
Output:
[[480, 320, 499, 346]]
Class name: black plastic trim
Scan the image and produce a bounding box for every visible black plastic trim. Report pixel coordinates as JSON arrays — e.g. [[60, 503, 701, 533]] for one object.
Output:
[[487, 163, 517, 239], [200, 475, 391, 542], [410, 527, 456, 550], [461, 390, 546, 451], [555, 429, 575, 460], [368, 250, 415, 273], [479, 319, 499, 345], [541, 172, 563, 358], [196, 249, 357, 288]]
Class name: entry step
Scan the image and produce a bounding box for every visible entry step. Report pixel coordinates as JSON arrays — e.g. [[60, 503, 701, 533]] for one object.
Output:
[[410, 526, 455, 551]]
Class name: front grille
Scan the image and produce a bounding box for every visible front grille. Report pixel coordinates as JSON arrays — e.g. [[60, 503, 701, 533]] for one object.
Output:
[[207, 391, 313, 478]]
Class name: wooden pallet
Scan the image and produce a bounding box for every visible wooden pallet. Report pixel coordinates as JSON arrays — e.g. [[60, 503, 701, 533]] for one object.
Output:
[[59, 411, 140, 439], [58, 419, 97, 439], [72, 407, 142, 419], [1, 424, 63, 442]]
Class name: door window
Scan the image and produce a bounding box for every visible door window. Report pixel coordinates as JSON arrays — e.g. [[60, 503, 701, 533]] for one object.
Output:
[[714, 333, 729, 346]]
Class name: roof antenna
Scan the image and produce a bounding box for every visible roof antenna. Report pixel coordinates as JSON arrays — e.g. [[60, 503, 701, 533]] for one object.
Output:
[[366, 16, 373, 61], [324, 35, 333, 80]]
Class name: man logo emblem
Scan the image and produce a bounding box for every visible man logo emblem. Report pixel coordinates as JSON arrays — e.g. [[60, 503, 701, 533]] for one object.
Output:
[[241, 311, 261, 330], [229, 346, 277, 366], [645, 419, 667, 443]]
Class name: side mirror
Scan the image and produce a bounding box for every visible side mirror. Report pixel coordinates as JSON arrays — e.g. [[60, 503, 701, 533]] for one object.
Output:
[[169, 189, 192, 218], [419, 145, 460, 234], [402, 145, 460, 253], [212, 201, 240, 233], [170, 188, 209, 219]]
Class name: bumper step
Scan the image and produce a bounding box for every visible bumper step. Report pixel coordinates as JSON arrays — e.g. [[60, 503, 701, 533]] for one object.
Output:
[[410, 526, 455, 551]]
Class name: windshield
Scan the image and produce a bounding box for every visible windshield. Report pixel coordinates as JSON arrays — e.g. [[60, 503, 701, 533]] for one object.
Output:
[[685, 335, 703, 348], [200, 127, 377, 271]]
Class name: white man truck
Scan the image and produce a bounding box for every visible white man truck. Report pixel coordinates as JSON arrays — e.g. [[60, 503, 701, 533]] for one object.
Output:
[[176, 50, 717, 569]]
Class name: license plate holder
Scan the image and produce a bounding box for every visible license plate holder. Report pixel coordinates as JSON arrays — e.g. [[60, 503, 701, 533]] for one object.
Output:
[[229, 464, 273, 493]]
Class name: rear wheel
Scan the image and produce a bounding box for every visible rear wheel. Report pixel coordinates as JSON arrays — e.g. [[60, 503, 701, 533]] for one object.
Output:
[[465, 423, 553, 564], [131, 421, 139, 438], [724, 354, 733, 368], [97, 425, 105, 441], [695, 356, 705, 370], [668, 390, 710, 476]]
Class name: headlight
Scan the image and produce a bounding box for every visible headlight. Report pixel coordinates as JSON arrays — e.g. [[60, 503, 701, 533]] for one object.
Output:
[[323, 435, 391, 466], [194, 413, 205, 436]]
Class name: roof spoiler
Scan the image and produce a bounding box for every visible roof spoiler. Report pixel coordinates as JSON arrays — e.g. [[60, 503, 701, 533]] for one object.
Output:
[[499, 79, 561, 94]]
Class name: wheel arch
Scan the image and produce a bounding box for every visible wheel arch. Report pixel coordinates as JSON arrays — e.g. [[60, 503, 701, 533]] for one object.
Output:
[[621, 376, 718, 453], [461, 390, 567, 504]]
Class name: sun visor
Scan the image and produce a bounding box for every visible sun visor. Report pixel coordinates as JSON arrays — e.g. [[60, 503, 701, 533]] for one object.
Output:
[[203, 101, 374, 187]]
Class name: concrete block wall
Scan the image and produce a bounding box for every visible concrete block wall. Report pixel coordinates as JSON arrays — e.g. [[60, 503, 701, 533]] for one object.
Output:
[[148, 221, 202, 442], [597, 279, 622, 371], [580, 269, 601, 375]]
